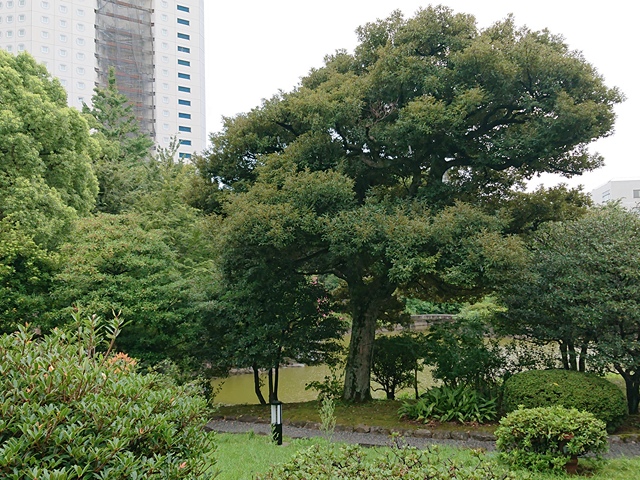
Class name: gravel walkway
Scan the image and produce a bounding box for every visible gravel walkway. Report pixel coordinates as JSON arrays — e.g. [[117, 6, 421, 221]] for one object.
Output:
[[206, 419, 640, 459]]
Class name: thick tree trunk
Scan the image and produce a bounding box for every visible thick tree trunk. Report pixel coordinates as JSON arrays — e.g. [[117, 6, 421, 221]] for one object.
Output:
[[567, 342, 577, 371], [267, 366, 280, 403], [252, 364, 267, 405], [616, 366, 640, 414], [343, 309, 376, 402]]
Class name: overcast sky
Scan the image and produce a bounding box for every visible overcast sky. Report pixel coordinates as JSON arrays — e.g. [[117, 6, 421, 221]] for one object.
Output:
[[204, 1, 638, 192]]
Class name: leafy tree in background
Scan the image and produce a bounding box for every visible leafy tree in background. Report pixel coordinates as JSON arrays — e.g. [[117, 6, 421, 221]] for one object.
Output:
[[498, 205, 640, 414], [197, 7, 620, 401], [372, 332, 423, 400], [83, 67, 154, 214], [0, 51, 98, 331]]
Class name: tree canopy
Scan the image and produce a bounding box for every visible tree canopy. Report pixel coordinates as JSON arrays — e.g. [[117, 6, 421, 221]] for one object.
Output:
[[0, 51, 97, 330], [198, 6, 620, 401], [498, 205, 640, 414]]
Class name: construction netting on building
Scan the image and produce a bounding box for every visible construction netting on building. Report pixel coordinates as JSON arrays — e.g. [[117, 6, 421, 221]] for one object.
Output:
[[95, 0, 155, 138]]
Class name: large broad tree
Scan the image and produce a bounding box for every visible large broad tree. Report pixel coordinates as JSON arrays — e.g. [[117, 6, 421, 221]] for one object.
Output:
[[197, 7, 620, 401], [498, 205, 640, 414], [0, 52, 98, 331]]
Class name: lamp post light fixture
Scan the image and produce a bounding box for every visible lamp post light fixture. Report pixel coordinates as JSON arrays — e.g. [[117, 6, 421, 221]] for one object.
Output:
[[270, 400, 283, 445]]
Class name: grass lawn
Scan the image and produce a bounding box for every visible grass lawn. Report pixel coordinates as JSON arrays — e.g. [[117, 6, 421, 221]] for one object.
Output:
[[213, 432, 640, 480]]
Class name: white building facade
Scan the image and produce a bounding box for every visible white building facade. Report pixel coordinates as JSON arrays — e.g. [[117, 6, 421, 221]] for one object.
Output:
[[0, 0, 206, 159], [591, 179, 640, 210]]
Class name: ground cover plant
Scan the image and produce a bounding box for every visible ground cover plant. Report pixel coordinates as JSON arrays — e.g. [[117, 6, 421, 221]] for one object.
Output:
[[213, 433, 640, 480], [0, 317, 215, 479]]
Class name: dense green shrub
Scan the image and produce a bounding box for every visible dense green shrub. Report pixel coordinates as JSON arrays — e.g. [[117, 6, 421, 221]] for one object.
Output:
[[501, 369, 627, 431], [424, 316, 507, 398], [398, 385, 497, 423], [495, 406, 608, 472], [257, 441, 515, 479], [372, 333, 423, 400], [0, 319, 215, 479]]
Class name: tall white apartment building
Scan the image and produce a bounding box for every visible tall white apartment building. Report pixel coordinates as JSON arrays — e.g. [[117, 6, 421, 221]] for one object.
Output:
[[0, 0, 206, 159]]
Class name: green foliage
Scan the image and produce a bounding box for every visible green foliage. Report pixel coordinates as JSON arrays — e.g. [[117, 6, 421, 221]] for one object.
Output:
[[497, 205, 640, 414], [372, 333, 423, 400], [501, 369, 627, 432], [0, 318, 215, 479], [305, 364, 345, 401], [318, 396, 337, 440], [398, 385, 497, 424], [50, 211, 212, 367], [0, 51, 98, 330], [83, 67, 154, 214], [495, 406, 608, 472], [403, 298, 461, 315], [423, 314, 507, 397], [199, 5, 619, 401], [257, 441, 515, 479]]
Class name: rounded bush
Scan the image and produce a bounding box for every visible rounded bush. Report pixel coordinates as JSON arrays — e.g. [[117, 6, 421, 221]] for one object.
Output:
[[501, 369, 627, 431], [0, 323, 215, 479], [495, 405, 608, 472]]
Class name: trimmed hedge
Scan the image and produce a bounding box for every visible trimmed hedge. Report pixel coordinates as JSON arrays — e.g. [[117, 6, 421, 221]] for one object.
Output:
[[496, 405, 608, 472], [501, 369, 627, 432]]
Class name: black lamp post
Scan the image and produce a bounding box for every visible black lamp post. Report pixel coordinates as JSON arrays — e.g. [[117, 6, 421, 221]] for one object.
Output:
[[270, 400, 283, 445]]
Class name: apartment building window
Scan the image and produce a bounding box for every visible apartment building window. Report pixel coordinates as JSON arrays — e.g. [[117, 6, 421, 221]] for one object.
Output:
[[59, 64, 67, 71], [178, 73, 190, 79], [41, 31, 48, 38], [76, 52, 85, 60], [59, 5, 67, 13], [6, 30, 12, 37], [178, 59, 190, 66], [17, 28, 24, 36], [17, 43, 23, 51], [40, 45, 48, 53], [59, 19, 66, 27], [177, 46, 190, 53], [17, 14, 24, 21], [177, 32, 189, 40], [162, 96, 169, 104], [178, 86, 190, 92], [162, 55, 168, 63], [161, 28, 167, 36], [162, 68, 169, 76], [161, 14, 167, 21], [179, 112, 191, 119], [6, 45, 12, 52], [7, 0, 12, 6], [161, 0, 168, 7], [634, 190, 640, 199], [76, 9, 84, 16], [77, 82, 85, 90], [59, 34, 67, 42], [161, 42, 168, 49], [40, 1, 48, 8], [162, 82, 168, 90], [177, 5, 189, 12], [40, 16, 49, 23], [6, 15, 12, 23], [76, 23, 84, 32], [163, 110, 169, 117], [18, 0, 24, 5], [163, 124, 169, 131], [179, 126, 191, 132], [177, 18, 189, 25], [76, 38, 84, 46], [180, 139, 192, 146], [76, 67, 85, 75], [178, 99, 191, 106], [59, 48, 67, 56], [179, 153, 192, 159]]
